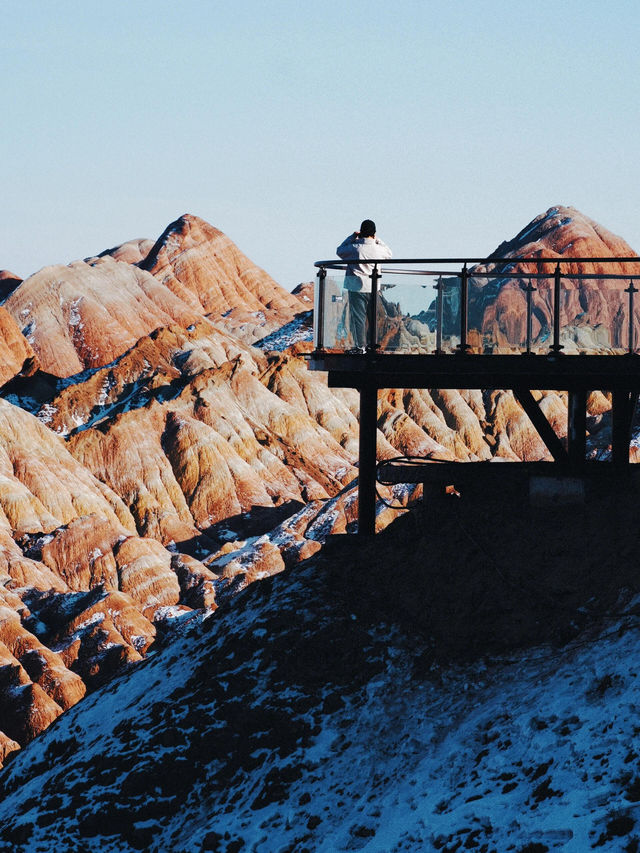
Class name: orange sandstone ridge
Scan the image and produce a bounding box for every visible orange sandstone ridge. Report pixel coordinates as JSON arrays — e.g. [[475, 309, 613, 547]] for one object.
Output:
[[4, 214, 307, 379]]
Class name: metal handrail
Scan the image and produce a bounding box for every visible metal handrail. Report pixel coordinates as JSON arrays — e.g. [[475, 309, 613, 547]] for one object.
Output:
[[315, 256, 640, 267], [317, 265, 640, 281]]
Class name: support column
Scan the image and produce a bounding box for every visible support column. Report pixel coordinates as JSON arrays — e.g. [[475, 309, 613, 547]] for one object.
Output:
[[358, 383, 378, 537], [568, 390, 587, 469], [612, 390, 634, 467]]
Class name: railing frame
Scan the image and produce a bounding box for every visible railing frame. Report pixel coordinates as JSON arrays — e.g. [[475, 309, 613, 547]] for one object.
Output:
[[314, 256, 640, 357]]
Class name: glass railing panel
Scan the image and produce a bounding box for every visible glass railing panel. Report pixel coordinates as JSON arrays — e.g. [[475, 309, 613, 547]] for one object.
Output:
[[375, 271, 439, 353], [313, 273, 322, 349], [606, 283, 630, 354], [317, 275, 350, 350], [467, 274, 530, 353], [631, 282, 640, 354], [528, 277, 554, 354], [313, 262, 640, 356], [558, 277, 627, 354], [600, 278, 631, 354], [437, 275, 462, 353]]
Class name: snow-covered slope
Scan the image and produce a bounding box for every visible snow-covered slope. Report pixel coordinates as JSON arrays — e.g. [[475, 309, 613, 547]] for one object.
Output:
[[2, 513, 640, 852]]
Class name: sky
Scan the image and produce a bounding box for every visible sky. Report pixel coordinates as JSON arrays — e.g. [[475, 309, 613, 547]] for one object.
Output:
[[2, 0, 639, 290]]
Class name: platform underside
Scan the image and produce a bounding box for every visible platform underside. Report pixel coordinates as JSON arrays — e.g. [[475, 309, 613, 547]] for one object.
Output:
[[309, 351, 640, 392]]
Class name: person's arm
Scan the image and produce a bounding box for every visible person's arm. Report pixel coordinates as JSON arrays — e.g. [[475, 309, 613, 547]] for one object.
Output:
[[336, 233, 358, 258], [375, 238, 392, 259]]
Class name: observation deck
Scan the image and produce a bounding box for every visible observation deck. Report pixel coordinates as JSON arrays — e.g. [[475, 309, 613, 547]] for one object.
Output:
[[308, 256, 640, 535]]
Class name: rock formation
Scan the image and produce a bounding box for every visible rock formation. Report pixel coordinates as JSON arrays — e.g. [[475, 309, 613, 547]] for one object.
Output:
[[4, 215, 307, 378], [92, 237, 156, 265], [0, 308, 37, 389], [471, 206, 640, 352], [0, 270, 22, 302], [0, 206, 636, 770], [141, 214, 306, 343]]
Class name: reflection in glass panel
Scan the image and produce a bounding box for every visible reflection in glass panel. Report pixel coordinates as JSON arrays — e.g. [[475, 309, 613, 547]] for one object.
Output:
[[437, 275, 462, 353], [467, 274, 530, 353], [319, 276, 350, 350], [376, 272, 439, 353], [559, 277, 627, 354], [529, 278, 553, 354], [632, 282, 640, 354]]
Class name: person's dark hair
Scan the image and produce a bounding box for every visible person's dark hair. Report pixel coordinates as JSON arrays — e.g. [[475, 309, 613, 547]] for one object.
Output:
[[360, 219, 376, 238]]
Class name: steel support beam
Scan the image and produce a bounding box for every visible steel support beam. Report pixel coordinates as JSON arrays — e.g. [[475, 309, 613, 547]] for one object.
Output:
[[317, 352, 640, 393], [514, 388, 569, 464], [358, 383, 378, 537]]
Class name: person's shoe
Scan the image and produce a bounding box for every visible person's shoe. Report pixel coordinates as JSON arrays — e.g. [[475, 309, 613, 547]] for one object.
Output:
[[345, 346, 366, 355]]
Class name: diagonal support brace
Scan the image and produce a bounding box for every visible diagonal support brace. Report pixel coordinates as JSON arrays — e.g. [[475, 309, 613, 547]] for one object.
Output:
[[514, 388, 569, 464]]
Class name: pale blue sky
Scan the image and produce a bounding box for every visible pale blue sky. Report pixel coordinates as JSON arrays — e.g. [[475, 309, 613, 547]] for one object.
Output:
[[2, 0, 639, 288]]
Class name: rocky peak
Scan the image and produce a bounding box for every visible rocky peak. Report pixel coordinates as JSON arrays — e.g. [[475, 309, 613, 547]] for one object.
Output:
[[141, 214, 307, 340], [486, 204, 638, 270]]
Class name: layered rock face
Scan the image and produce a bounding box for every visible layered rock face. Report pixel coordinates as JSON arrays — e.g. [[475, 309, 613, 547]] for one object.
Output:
[[4, 258, 201, 378], [141, 214, 306, 342], [0, 216, 363, 765], [4, 214, 307, 378], [0, 398, 176, 757], [470, 206, 640, 352], [92, 237, 156, 265], [0, 308, 37, 388], [0, 206, 636, 770]]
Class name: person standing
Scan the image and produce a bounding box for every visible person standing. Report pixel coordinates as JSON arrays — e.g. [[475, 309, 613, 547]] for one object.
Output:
[[336, 219, 392, 352]]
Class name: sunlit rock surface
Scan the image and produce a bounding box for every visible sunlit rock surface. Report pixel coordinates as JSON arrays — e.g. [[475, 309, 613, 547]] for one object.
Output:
[[4, 215, 307, 378], [91, 237, 156, 265], [472, 205, 640, 352], [4, 257, 201, 378], [141, 214, 306, 344]]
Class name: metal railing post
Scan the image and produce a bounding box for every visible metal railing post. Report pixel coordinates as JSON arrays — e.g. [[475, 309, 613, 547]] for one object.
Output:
[[435, 275, 443, 354], [358, 382, 378, 536], [524, 276, 536, 355], [367, 264, 380, 353], [551, 263, 563, 354], [626, 279, 638, 354], [315, 266, 327, 352], [457, 264, 470, 353]]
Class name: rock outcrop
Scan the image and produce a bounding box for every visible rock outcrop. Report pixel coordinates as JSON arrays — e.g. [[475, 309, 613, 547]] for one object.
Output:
[[141, 214, 306, 343], [0, 398, 208, 762], [4, 257, 202, 378], [92, 237, 155, 265], [471, 206, 640, 352], [4, 215, 307, 378], [0, 270, 22, 302], [0, 308, 37, 389]]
